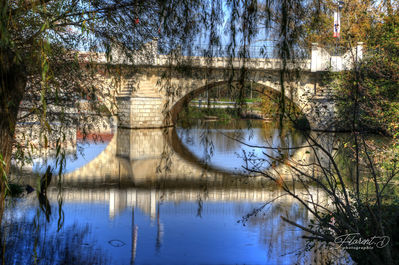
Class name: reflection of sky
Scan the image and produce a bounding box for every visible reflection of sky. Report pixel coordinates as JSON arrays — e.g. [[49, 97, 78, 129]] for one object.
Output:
[[32, 140, 111, 174], [176, 126, 302, 174], [7, 198, 308, 265]]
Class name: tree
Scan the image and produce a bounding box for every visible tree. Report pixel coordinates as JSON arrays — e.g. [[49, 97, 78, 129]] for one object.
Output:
[[244, 5, 399, 264], [0, 0, 309, 177], [0, 0, 209, 224], [303, 0, 375, 49], [328, 4, 399, 137], [9, 3, 399, 264]]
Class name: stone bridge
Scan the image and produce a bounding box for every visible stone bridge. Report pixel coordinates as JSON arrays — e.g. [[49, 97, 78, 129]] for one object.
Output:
[[98, 40, 364, 131]]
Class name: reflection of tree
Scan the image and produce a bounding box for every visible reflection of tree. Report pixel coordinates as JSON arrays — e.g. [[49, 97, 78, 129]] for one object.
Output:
[[155, 202, 164, 253], [236, 196, 308, 260], [212, 130, 241, 153], [249, 202, 306, 243], [176, 119, 306, 174], [1, 217, 109, 264], [238, 127, 399, 265]]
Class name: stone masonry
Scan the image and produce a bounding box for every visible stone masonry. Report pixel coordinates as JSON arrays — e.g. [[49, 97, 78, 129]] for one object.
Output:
[[111, 40, 363, 131]]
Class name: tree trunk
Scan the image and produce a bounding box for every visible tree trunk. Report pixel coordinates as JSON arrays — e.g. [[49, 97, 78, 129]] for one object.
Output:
[[0, 49, 26, 224]]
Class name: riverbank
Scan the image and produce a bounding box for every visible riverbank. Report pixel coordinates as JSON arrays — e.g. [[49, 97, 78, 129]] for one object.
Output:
[[177, 105, 311, 131], [178, 105, 268, 123]]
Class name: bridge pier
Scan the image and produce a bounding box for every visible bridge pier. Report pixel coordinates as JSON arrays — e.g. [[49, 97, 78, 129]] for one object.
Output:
[[305, 98, 340, 132], [117, 96, 168, 129], [116, 128, 166, 160]]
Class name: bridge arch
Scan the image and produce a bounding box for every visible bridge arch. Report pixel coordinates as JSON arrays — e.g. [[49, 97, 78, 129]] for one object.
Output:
[[116, 65, 336, 131], [168, 79, 305, 125]]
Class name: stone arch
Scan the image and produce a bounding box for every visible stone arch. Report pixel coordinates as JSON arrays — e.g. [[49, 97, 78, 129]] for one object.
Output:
[[168, 79, 307, 125], [117, 67, 335, 131]]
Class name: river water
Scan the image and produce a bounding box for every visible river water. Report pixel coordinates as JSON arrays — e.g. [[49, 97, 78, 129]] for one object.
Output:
[[3, 118, 352, 264]]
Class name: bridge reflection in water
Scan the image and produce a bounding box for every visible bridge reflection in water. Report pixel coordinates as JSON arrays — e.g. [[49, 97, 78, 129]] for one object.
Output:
[[34, 124, 351, 265], [64, 124, 329, 186]]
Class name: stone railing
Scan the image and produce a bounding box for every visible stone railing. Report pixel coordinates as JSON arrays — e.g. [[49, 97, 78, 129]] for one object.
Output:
[[311, 42, 364, 72], [79, 39, 310, 70], [78, 39, 363, 73]]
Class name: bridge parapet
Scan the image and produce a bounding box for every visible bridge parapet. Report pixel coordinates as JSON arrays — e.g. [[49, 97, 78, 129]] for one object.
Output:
[[311, 42, 363, 72], [156, 54, 310, 70], [82, 39, 312, 70], [79, 39, 362, 73]]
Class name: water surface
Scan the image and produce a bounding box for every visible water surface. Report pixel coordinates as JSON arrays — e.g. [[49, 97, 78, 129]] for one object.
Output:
[[4, 119, 331, 264]]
